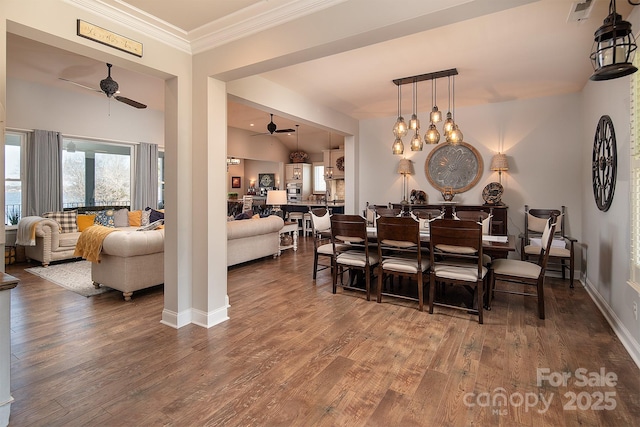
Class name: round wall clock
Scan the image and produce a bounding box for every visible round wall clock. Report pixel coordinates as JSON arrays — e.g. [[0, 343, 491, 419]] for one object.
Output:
[[592, 115, 617, 212], [425, 141, 483, 194]]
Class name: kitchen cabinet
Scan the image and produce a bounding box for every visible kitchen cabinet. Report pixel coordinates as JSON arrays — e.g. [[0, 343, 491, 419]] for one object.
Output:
[[323, 149, 344, 179]]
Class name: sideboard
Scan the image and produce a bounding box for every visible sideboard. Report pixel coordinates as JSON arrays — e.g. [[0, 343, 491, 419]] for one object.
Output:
[[392, 203, 509, 235]]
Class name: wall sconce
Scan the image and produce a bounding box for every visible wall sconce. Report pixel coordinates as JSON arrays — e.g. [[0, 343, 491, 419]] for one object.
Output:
[[490, 153, 509, 183], [590, 0, 638, 81], [397, 158, 415, 204], [226, 157, 240, 171]]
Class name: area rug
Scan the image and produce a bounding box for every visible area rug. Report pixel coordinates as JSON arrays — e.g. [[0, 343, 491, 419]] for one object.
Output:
[[25, 260, 113, 297]]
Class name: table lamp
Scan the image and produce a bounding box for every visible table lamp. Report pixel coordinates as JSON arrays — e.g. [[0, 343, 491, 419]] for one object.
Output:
[[397, 158, 415, 204], [490, 153, 509, 184], [266, 190, 287, 217]]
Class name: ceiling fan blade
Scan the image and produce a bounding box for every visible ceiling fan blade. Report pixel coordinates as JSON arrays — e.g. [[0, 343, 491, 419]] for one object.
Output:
[[275, 128, 295, 133], [115, 96, 147, 109], [59, 77, 102, 93]]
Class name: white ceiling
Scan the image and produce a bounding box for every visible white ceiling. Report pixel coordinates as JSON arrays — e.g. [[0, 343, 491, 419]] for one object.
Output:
[[6, 0, 635, 154]]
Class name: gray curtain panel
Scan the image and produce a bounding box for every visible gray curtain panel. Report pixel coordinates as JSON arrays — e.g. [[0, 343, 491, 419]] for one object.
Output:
[[25, 129, 62, 216], [132, 142, 158, 210]]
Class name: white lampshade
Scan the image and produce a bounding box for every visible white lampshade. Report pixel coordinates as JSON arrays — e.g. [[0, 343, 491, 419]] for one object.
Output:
[[266, 190, 287, 206]]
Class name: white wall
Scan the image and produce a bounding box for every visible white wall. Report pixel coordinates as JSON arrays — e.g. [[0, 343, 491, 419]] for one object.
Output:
[[358, 92, 584, 242], [7, 78, 163, 144], [580, 8, 639, 365]]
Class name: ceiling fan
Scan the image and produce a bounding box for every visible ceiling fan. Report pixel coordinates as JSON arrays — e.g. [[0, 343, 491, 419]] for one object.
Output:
[[253, 113, 295, 135], [59, 63, 147, 109]]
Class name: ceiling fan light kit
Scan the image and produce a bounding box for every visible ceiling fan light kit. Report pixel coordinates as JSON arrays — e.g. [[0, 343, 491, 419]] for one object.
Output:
[[60, 63, 147, 109], [100, 63, 119, 97]]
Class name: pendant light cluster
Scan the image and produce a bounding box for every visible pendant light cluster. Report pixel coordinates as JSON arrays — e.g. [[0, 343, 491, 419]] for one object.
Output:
[[392, 68, 463, 155]]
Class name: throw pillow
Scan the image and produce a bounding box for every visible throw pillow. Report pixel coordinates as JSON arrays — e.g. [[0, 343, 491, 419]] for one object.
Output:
[[94, 209, 116, 227], [148, 208, 164, 223], [128, 210, 142, 227], [43, 210, 78, 233], [77, 214, 96, 231], [141, 209, 151, 226], [113, 208, 130, 227]]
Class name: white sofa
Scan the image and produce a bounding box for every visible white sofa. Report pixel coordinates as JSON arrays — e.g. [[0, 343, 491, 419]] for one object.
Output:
[[227, 215, 284, 266], [92, 228, 165, 301]]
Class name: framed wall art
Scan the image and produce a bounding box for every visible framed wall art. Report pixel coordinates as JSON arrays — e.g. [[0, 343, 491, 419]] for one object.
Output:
[[425, 142, 483, 194], [231, 176, 241, 189]]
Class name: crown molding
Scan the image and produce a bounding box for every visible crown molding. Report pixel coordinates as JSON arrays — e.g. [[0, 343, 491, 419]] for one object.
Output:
[[64, 0, 192, 53], [190, 0, 348, 54], [65, 0, 348, 56]]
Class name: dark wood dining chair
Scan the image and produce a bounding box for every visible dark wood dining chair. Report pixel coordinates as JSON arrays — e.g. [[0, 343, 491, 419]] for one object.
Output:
[[375, 207, 402, 217], [375, 216, 429, 311], [521, 205, 577, 288], [452, 208, 493, 235], [330, 214, 380, 300], [491, 214, 558, 319], [428, 218, 487, 324]]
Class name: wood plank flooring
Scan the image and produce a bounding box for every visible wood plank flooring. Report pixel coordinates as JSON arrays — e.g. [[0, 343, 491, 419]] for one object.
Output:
[[5, 237, 640, 426]]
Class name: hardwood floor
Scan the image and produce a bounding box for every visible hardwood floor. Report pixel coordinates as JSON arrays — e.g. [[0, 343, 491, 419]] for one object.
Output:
[[5, 237, 640, 426]]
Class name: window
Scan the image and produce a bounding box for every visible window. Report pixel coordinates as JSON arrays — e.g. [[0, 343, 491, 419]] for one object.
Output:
[[313, 161, 326, 193], [5, 131, 26, 225], [630, 55, 640, 292], [62, 138, 132, 208]]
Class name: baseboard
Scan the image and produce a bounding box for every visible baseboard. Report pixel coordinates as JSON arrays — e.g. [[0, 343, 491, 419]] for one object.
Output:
[[160, 308, 192, 329], [583, 277, 640, 369], [161, 296, 230, 329], [0, 396, 14, 427], [191, 296, 230, 328]]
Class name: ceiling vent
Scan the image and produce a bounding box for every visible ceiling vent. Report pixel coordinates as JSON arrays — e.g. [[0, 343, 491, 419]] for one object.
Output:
[[567, 0, 595, 22]]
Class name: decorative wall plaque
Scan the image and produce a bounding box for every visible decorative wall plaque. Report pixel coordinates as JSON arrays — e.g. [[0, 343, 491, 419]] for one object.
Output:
[[77, 20, 143, 57], [425, 142, 483, 194]]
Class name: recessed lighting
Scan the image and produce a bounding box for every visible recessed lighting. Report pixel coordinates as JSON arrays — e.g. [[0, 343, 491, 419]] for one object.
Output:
[[249, 123, 254, 127]]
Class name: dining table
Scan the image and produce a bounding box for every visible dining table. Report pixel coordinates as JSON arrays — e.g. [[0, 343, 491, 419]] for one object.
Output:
[[365, 227, 516, 259]]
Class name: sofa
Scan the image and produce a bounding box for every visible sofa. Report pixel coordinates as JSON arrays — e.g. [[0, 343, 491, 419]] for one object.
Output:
[[17, 206, 158, 267], [227, 215, 284, 266], [91, 228, 165, 301]]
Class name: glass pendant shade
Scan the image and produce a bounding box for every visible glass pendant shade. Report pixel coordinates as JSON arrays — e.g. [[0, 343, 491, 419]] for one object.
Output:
[[392, 136, 404, 155], [443, 112, 454, 136], [447, 125, 464, 145], [393, 116, 408, 138], [409, 114, 420, 131], [410, 130, 423, 151], [590, 1, 638, 81], [430, 107, 442, 123], [425, 123, 440, 144]]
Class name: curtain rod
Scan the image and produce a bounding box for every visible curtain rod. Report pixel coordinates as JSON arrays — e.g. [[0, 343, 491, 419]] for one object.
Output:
[[6, 127, 147, 146]]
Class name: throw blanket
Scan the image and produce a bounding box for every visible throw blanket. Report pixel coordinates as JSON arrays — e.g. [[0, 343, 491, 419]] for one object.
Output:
[[74, 225, 120, 263], [16, 216, 47, 246]]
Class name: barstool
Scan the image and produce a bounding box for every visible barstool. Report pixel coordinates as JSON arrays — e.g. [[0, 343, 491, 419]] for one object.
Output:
[[288, 212, 304, 234]]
